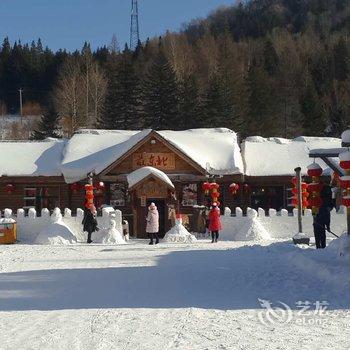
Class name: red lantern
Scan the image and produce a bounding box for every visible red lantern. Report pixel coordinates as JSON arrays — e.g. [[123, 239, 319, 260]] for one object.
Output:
[[339, 151, 350, 170], [229, 183, 239, 195], [70, 183, 80, 194], [210, 183, 219, 191], [4, 184, 14, 194], [202, 182, 211, 195], [340, 161, 350, 170], [95, 182, 105, 191], [211, 192, 221, 199], [86, 193, 94, 200], [340, 176, 350, 189], [307, 168, 323, 177], [291, 177, 298, 185]]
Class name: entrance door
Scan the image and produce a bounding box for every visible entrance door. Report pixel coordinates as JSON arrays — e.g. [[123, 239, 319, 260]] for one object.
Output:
[[146, 199, 166, 237]]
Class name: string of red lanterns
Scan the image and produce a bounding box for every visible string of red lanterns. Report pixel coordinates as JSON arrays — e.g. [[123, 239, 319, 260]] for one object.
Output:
[[307, 163, 323, 214]]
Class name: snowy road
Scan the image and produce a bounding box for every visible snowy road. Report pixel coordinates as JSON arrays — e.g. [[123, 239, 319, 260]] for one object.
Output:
[[0, 240, 349, 349]]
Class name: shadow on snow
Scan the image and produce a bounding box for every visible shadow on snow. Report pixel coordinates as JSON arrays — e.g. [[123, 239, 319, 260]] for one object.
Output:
[[0, 242, 348, 311]]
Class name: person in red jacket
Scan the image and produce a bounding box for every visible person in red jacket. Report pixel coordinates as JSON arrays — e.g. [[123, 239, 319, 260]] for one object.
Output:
[[209, 203, 222, 243]]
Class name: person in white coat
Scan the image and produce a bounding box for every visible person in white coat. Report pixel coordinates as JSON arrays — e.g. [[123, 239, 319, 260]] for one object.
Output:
[[146, 202, 159, 245]]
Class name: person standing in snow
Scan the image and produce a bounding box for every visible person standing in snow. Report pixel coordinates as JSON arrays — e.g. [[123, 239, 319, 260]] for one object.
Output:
[[209, 203, 222, 243], [82, 205, 98, 244], [146, 202, 159, 245], [313, 183, 333, 249]]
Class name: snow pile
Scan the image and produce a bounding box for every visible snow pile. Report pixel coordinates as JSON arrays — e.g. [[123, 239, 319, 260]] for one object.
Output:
[[127, 166, 174, 189], [93, 219, 126, 244], [327, 233, 350, 259], [234, 217, 271, 241], [164, 220, 197, 243], [34, 208, 77, 245], [243, 136, 341, 176]]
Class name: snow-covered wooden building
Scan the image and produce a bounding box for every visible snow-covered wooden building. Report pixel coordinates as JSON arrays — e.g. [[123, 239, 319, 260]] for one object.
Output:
[[0, 129, 342, 236], [0, 128, 244, 236]]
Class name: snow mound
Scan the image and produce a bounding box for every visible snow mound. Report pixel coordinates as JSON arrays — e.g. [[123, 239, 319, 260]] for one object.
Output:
[[93, 220, 126, 245], [35, 221, 77, 245], [328, 234, 350, 260], [34, 208, 77, 245], [164, 221, 197, 243], [235, 218, 271, 241]]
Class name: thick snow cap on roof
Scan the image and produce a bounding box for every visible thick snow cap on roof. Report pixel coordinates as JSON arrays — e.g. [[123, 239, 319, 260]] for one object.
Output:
[[61, 129, 152, 183], [243, 136, 342, 177], [127, 166, 175, 189], [158, 128, 243, 175], [0, 139, 65, 177], [61, 128, 243, 183]]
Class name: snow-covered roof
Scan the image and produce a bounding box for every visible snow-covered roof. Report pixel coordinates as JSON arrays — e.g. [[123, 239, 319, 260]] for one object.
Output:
[[127, 166, 175, 189], [60, 128, 244, 183], [0, 139, 66, 177], [158, 128, 243, 175], [61, 129, 152, 183], [242, 136, 342, 177]]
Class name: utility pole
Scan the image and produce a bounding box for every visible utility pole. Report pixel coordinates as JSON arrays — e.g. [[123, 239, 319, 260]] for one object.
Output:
[[130, 0, 140, 51], [18, 88, 23, 124]]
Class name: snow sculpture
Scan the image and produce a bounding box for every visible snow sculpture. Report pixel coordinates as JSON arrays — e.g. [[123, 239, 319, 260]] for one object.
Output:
[[94, 219, 126, 245], [164, 216, 197, 243]]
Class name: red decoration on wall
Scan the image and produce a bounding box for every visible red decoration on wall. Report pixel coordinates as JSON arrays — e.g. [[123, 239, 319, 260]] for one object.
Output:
[[229, 183, 240, 195], [4, 184, 14, 194], [70, 183, 80, 194]]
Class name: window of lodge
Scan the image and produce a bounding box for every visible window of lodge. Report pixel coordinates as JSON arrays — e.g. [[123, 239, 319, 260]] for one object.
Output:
[[110, 183, 128, 207], [182, 184, 198, 206]]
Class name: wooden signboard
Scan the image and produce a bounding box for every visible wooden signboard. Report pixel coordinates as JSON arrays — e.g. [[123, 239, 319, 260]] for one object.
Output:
[[137, 180, 168, 198], [133, 153, 175, 170]]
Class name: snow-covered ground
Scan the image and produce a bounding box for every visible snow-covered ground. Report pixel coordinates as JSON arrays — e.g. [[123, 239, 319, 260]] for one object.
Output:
[[1, 238, 350, 350]]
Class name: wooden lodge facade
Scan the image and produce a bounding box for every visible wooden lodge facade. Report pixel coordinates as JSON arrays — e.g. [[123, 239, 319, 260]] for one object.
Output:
[[0, 130, 342, 237]]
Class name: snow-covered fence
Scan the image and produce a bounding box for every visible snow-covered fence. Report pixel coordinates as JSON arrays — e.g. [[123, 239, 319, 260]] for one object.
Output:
[[3, 207, 123, 243], [221, 207, 348, 241]]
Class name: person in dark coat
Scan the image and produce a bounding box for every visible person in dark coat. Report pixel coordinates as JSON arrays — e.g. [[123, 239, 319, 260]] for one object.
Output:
[[209, 203, 222, 243], [82, 205, 98, 244], [313, 184, 333, 249]]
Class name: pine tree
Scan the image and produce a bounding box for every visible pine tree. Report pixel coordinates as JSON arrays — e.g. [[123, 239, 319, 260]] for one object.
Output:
[[244, 64, 278, 136], [100, 46, 140, 129], [177, 74, 201, 129], [30, 108, 61, 140], [333, 37, 349, 81], [140, 48, 178, 130], [202, 69, 236, 129], [263, 39, 279, 76], [301, 80, 326, 135]]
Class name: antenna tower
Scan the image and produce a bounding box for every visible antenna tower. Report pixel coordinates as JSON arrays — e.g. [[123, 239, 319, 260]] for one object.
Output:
[[130, 0, 140, 50]]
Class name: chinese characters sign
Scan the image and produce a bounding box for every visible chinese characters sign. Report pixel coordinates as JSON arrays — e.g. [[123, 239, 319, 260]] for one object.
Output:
[[133, 153, 175, 170]]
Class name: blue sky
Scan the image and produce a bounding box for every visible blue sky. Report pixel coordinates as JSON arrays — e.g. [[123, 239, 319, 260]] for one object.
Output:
[[0, 0, 235, 51]]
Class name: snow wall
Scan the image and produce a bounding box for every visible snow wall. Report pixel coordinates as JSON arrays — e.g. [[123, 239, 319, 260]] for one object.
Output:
[[220, 207, 348, 241], [1, 207, 123, 244]]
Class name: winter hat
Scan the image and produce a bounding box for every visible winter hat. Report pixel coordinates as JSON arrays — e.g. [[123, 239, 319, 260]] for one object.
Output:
[[149, 202, 157, 210]]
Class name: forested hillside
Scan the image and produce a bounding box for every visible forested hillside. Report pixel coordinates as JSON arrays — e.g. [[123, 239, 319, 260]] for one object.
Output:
[[0, 0, 349, 139]]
